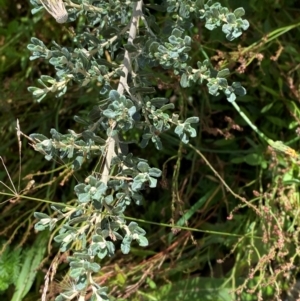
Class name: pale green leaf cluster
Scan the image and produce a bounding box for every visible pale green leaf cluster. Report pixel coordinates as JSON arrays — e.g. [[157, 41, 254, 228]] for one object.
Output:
[[28, 0, 249, 299]]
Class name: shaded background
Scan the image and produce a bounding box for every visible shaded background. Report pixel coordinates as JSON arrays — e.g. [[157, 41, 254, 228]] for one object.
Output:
[[1, 0, 300, 300]]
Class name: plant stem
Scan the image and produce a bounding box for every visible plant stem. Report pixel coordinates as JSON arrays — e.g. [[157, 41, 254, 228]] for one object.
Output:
[[101, 1, 142, 185]]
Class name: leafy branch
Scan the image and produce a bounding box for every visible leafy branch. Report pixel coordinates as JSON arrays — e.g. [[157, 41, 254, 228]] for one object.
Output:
[[27, 0, 250, 299]]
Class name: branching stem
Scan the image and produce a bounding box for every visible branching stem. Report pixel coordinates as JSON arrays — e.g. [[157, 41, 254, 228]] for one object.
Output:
[[101, 1, 143, 185]]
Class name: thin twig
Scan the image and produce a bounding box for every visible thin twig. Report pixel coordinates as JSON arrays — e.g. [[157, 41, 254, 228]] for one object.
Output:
[[188, 143, 261, 215], [16, 119, 22, 191]]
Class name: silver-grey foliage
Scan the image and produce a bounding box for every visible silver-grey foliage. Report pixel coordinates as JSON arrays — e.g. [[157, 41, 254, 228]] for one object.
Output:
[[28, 0, 248, 299]]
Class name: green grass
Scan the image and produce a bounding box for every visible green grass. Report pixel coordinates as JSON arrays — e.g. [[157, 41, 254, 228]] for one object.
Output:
[[1, 1, 300, 300]]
